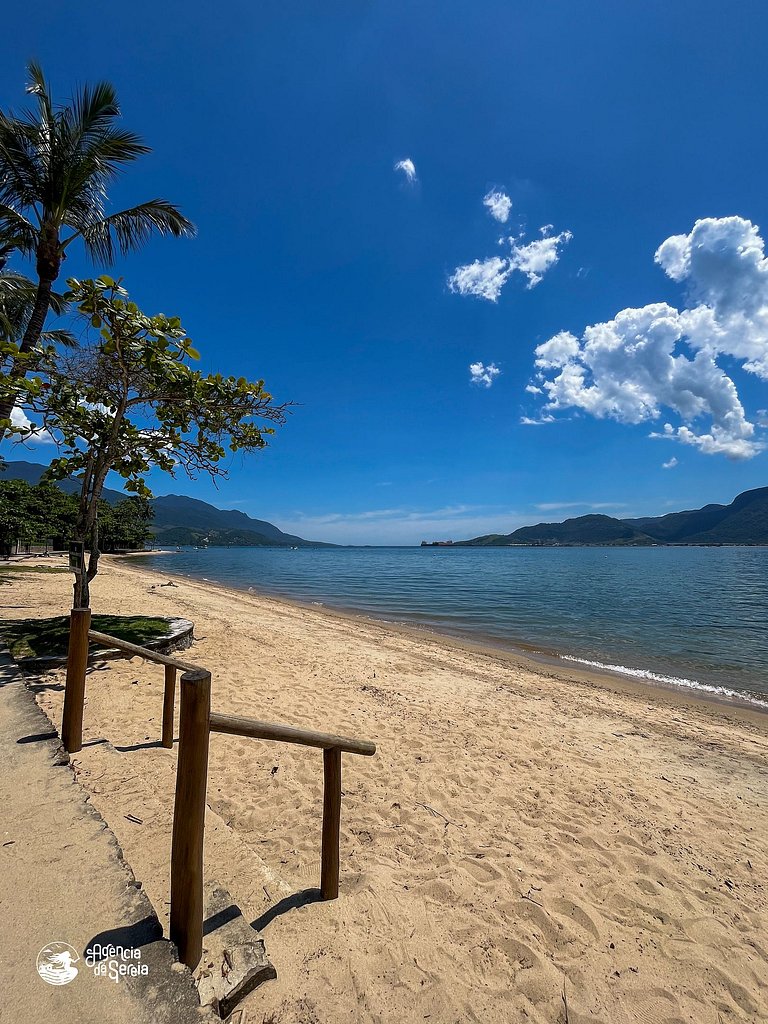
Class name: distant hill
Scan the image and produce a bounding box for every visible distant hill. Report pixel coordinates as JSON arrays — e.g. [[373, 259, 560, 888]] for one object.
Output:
[[458, 487, 768, 546], [466, 514, 655, 547], [0, 461, 332, 548], [623, 486, 768, 544], [149, 495, 330, 547], [0, 460, 127, 503]]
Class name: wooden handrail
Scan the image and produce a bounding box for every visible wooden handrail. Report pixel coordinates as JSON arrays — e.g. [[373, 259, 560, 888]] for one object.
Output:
[[86, 628, 195, 750], [62, 608, 91, 754], [87, 628, 198, 672], [322, 748, 342, 900], [209, 711, 376, 756], [63, 615, 378, 971], [170, 669, 210, 969], [209, 712, 375, 907]]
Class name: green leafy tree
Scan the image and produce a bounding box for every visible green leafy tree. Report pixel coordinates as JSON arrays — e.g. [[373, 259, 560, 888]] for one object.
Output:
[[99, 495, 154, 551], [0, 476, 150, 555], [0, 478, 80, 553], [11, 277, 288, 607], [0, 479, 46, 550], [0, 63, 194, 431], [34, 481, 80, 543]]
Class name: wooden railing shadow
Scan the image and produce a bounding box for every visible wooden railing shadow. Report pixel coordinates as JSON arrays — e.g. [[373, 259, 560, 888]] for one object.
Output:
[[61, 607, 377, 970]]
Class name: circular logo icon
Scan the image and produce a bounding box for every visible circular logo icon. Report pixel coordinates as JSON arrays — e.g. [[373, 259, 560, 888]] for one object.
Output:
[[36, 942, 80, 985]]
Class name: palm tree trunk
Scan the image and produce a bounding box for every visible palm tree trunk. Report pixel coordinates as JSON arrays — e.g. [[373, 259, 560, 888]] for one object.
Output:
[[0, 223, 60, 438], [20, 275, 54, 355], [0, 274, 54, 433]]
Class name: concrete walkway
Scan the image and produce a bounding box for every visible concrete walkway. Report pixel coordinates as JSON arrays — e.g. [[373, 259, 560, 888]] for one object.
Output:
[[0, 654, 214, 1024]]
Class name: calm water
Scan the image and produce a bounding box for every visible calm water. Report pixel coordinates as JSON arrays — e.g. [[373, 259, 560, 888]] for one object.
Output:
[[133, 546, 768, 706]]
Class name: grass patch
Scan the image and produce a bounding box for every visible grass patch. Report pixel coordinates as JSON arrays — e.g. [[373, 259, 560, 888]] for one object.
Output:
[[0, 564, 70, 577], [0, 615, 174, 661]]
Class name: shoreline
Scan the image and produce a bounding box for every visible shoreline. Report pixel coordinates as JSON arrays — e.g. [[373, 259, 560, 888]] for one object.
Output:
[[123, 554, 768, 722]]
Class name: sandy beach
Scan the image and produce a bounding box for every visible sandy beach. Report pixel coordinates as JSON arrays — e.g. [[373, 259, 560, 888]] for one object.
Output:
[[5, 555, 768, 1023]]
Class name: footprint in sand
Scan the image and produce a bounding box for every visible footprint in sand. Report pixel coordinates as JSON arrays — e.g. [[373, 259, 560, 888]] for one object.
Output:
[[548, 897, 601, 940]]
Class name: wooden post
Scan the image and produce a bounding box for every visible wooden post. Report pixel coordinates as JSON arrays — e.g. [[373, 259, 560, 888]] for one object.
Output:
[[170, 669, 211, 969], [61, 608, 91, 754], [321, 747, 342, 900], [161, 665, 176, 749]]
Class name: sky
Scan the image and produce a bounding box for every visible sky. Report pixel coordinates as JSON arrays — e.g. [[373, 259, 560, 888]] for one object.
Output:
[[2, 0, 768, 544]]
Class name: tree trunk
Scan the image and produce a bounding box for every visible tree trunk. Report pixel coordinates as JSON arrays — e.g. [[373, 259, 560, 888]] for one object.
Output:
[[72, 458, 110, 610], [0, 223, 61, 437], [72, 518, 98, 610], [72, 537, 99, 609], [73, 566, 89, 610]]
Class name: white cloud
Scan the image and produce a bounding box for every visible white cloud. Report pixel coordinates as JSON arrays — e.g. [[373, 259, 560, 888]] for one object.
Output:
[[449, 258, 512, 302], [509, 229, 573, 289], [534, 330, 581, 368], [450, 225, 572, 301], [662, 457, 678, 469], [394, 158, 417, 183], [260, 503, 532, 546], [650, 422, 760, 459], [528, 217, 768, 459], [469, 361, 501, 388], [81, 400, 113, 415], [483, 189, 512, 223], [11, 407, 32, 431], [520, 413, 556, 425], [535, 502, 627, 512], [10, 407, 55, 444]]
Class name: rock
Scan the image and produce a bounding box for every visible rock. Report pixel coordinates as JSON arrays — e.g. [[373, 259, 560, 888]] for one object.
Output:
[[195, 883, 276, 1019]]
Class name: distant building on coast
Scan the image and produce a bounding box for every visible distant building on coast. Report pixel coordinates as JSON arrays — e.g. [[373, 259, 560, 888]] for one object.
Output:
[[420, 540, 454, 547]]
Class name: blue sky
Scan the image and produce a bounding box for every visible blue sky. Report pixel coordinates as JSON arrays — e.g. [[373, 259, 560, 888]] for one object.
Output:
[[3, 0, 768, 543]]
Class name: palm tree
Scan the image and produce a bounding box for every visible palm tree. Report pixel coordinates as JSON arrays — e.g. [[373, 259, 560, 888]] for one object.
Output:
[[0, 63, 195, 428], [0, 268, 72, 347]]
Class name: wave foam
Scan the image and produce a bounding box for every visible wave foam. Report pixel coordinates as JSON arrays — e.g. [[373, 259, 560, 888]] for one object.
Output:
[[559, 655, 768, 709]]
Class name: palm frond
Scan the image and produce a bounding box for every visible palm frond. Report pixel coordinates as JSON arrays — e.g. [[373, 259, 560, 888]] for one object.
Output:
[[0, 271, 69, 342], [0, 203, 36, 255], [0, 113, 42, 210], [40, 327, 77, 348], [0, 269, 36, 341], [46, 287, 70, 316], [64, 82, 149, 185], [72, 80, 119, 130], [25, 62, 53, 124], [82, 126, 150, 168], [0, 270, 38, 307], [60, 130, 151, 213], [79, 199, 196, 263]]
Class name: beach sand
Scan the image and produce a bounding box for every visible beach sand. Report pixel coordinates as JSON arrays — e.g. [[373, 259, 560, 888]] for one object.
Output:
[[5, 556, 768, 1023]]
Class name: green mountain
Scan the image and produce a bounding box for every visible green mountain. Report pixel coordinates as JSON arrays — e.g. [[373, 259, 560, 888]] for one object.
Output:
[[0, 461, 332, 548], [463, 514, 655, 547], [622, 486, 768, 544], [149, 495, 332, 547], [458, 487, 768, 547]]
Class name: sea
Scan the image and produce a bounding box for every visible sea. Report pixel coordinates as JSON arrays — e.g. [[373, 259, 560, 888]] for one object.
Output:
[[131, 545, 768, 708]]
